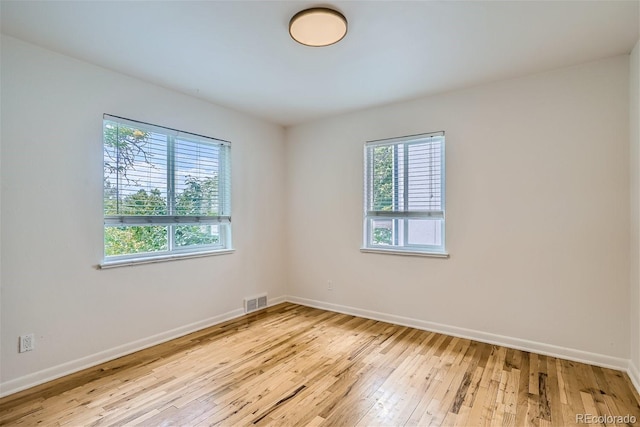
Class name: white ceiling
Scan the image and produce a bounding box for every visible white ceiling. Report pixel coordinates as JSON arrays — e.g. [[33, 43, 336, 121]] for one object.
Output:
[[1, 1, 638, 126]]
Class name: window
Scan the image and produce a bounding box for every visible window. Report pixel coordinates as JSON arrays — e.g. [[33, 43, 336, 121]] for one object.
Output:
[[102, 114, 232, 266], [363, 132, 446, 256]]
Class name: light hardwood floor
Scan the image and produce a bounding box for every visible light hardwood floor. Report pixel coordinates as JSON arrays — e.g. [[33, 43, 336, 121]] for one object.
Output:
[[1, 303, 639, 426]]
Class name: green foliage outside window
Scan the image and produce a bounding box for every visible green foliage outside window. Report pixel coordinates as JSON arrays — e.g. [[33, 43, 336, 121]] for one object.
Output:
[[104, 125, 220, 257], [372, 145, 394, 245]]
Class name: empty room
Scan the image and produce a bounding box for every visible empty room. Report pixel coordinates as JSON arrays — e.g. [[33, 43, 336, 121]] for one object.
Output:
[[1, 0, 640, 425]]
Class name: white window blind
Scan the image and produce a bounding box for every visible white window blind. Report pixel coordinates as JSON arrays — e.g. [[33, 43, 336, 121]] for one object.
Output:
[[103, 114, 232, 263], [363, 132, 446, 254]]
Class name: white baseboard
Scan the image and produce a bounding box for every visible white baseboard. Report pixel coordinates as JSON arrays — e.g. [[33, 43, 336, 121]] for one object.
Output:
[[0, 295, 287, 398], [266, 295, 286, 306], [628, 360, 640, 396], [1, 294, 634, 399], [285, 296, 630, 372]]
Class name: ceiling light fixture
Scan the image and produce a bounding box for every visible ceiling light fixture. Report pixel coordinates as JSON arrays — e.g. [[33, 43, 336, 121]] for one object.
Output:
[[289, 7, 347, 47]]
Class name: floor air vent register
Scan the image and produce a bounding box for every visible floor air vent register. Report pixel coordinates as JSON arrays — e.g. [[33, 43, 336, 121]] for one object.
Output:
[[244, 294, 267, 313]]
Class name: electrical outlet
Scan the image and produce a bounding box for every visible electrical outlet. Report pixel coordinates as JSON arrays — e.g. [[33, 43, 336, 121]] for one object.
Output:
[[327, 280, 334, 291], [19, 334, 34, 353]]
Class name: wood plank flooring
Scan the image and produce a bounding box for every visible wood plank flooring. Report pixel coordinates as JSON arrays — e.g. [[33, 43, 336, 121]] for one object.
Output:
[[1, 303, 639, 426]]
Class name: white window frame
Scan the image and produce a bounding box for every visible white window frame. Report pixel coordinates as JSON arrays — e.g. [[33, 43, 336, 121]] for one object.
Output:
[[362, 131, 448, 257], [101, 115, 233, 268]]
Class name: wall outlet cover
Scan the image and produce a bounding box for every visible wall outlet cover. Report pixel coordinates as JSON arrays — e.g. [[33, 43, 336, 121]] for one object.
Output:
[[19, 334, 35, 353]]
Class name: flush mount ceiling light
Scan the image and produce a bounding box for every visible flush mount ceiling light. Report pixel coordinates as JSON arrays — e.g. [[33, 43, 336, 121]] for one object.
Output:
[[289, 7, 347, 47]]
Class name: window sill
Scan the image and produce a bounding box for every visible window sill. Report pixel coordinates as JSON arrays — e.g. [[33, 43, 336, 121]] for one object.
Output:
[[360, 248, 449, 258], [99, 249, 235, 269]]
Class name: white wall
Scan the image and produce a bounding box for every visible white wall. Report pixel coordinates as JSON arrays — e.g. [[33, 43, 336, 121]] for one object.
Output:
[[286, 56, 631, 363], [0, 34, 4, 394], [0, 36, 287, 394], [631, 39, 640, 385], [1, 33, 635, 397]]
